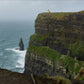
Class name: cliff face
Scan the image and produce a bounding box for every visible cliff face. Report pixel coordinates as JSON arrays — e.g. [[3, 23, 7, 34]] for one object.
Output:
[[30, 11, 84, 60], [25, 46, 68, 77], [25, 11, 84, 80]]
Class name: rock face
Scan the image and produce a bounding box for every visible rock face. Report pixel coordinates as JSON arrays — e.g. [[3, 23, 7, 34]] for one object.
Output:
[[24, 11, 84, 80], [19, 38, 24, 50], [31, 11, 84, 60], [25, 46, 71, 78]]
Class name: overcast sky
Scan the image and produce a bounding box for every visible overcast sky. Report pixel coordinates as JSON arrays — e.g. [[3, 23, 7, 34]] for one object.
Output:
[[0, 0, 84, 21]]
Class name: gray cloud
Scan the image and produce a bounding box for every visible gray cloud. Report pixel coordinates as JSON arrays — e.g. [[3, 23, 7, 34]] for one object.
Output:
[[0, 0, 84, 21]]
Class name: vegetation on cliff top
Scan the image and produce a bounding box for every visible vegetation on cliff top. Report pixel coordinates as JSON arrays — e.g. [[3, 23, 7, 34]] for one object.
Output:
[[36, 12, 74, 21], [36, 11, 84, 21], [27, 46, 61, 61]]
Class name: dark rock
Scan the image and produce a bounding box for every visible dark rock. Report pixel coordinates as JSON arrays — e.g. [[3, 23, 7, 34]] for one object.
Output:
[[0, 68, 33, 84], [15, 48, 19, 50], [72, 80, 84, 84], [0, 68, 71, 84], [19, 38, 24, 50]]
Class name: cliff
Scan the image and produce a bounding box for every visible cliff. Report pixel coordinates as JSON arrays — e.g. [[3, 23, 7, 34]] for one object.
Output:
[[24, 11, 84, 80], [30, 11, 84, 60]]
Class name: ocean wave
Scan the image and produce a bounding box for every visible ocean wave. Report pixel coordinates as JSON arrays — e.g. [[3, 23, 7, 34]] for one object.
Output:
[[5, 48, 26, 71], [0, 39, 6, 42], [0, 53, 3, 56]]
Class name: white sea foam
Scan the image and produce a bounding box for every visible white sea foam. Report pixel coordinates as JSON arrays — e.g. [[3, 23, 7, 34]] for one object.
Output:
[[5, 48, 26, 69]]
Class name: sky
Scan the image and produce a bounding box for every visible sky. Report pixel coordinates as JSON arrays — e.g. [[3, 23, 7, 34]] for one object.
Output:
[[0, 0, 84, 21]]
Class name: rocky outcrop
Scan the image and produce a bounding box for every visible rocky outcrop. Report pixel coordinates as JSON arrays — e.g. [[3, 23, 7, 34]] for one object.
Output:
[[24, 11, 84, 80], [73, 80, 84, 84], [19, 38, 24, 50], [0, 68, 33, 84], [0, 68, 71, 84]]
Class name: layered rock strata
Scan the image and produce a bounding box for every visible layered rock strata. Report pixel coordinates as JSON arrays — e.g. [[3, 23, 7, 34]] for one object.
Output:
[[25, 11, 84, 80]]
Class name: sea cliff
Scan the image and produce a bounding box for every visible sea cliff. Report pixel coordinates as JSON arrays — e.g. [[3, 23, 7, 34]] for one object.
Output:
[[24, 11, 84, 80]]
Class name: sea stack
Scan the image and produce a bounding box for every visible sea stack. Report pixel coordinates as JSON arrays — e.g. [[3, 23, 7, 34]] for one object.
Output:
[[19, 38, 24, 50]]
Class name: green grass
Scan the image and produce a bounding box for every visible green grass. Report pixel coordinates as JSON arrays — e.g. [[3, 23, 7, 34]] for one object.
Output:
[[30, 34, 46, 41], [60, 56, 84, 73], [71, 42, 84, 60], [27, 46, 84, 74], [60, 56, 77, 72], [28, 46, 61, 61], [38, 12, 74, 20]]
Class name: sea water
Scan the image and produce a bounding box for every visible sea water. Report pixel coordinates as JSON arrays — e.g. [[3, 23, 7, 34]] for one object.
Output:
[[0, 21, 34, 73]]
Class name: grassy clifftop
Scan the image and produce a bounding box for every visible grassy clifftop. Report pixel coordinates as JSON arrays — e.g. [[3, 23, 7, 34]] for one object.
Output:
[[36, 12, 73, 21], [36, 11, 84, 21]]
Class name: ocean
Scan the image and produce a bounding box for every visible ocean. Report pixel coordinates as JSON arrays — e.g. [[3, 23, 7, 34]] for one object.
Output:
[[0, 21, 34, 73]]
